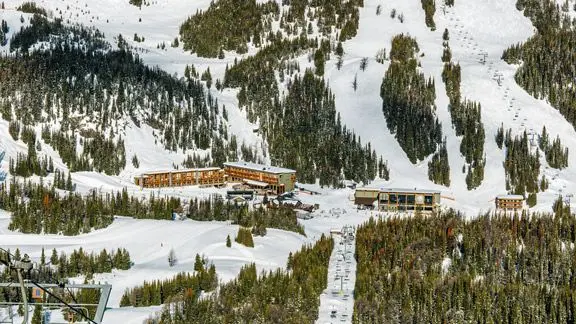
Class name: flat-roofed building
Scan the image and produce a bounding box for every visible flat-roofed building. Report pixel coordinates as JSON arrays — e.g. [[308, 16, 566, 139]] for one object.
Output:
[[354, 188, 380, 209], [378, 188, 441, 212], [134, 168, 225, 188], [495, 195, 524, 211], [354, 188, 442, 212], [223, 161, 296, 194]]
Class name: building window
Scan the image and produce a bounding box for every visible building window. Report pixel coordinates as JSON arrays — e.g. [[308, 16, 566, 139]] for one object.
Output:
[[407, 194, 415, 205], [398, 194, 407, 204], [424, 195, 433, 205], [389, 194, 397, 204]]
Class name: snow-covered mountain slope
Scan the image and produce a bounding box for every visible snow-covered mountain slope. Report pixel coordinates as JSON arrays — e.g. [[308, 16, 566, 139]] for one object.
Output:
[[323, 0, 534, 214], [2, 0, 574, 214], [2, 0, 576, 322], [323, 0, 576, 214], [0, 188, 373, 324]]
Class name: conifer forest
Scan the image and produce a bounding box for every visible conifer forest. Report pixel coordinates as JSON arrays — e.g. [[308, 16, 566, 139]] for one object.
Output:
[[1, 0, 576, 323]]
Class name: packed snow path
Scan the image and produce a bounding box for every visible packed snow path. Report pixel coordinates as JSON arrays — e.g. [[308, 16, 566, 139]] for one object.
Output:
[[316, 225, 357, 324]]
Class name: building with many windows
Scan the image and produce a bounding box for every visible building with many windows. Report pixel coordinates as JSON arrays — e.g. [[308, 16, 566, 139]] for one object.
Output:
[[223, 161, 296, 194], [495, 195, 524, 211], [134, 168, 225, 188], [354, 188, 442, 212]]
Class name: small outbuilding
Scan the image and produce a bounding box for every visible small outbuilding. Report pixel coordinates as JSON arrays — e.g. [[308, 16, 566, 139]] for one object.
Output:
[[495, 195, 524, 211]]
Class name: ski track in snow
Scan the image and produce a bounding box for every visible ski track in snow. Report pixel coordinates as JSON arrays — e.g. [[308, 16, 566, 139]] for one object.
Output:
[[1, 0, 576, 322]]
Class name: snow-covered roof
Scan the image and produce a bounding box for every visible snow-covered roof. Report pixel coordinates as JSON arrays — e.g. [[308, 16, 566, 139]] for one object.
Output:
[[355, 187, 380, 192], [138, 167, 221, 176], [243, 178, 269, 187], [496, 195, 524, 200], [224, 161, 296, 174], [374, 188, 441, 194]]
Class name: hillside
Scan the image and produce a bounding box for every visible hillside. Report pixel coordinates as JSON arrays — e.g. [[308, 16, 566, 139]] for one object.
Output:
[[2, 0, 576, 322], [0, 0, 574, 214]]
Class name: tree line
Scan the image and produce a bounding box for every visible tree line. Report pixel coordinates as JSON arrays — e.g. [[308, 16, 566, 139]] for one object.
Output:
[[187, 196, 306, 236], [382, 34, 443, 164], [503, 0, 576, 132], [202, 0, 383, 187], [500, 128, 542, 206], [1, 180, 181, 235], [30, 247, 132, 282], [146, 235, 333, 323], [354, 206, 576, 323], [120, 255, 217, 307], [16, 2, 48, 16], [1, 14, 233, 174], [441, 29, 486, 189], [539, 126, 569, 169], [179, 0, 279, 57], [226, 37, 388, 186]]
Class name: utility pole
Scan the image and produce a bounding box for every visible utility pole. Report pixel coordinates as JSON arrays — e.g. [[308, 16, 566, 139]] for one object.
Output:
[[15, 254, 32, 324], [16, 268, 28, 324], [1, 250, 33, 324]]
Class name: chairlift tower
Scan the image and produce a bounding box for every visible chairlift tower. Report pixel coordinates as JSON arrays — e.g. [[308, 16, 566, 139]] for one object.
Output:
[[0, 150, 6, 182], [564, 194, 573, 206], [0, 250, 32, 324], [528, 130, 537, 148], [0, 249, 112, 324]]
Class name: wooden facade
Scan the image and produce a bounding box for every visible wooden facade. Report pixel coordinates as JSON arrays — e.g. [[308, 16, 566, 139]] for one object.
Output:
[[354, 188, 441, 212], [223, 162, 296, 195], [495, 195, 524, 211], [135, 168, 225, 188], [354, 188, 380, 208]]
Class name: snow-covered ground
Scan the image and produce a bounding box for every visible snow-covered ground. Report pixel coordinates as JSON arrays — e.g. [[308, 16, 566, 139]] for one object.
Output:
[[1, 0, 573, 214], [2, 0, 576, 322], [0, 186, 375, 323], [317, 226, 357, 324]]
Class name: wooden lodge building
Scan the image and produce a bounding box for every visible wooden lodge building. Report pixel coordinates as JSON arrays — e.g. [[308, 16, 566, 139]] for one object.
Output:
[[134, 161, 296, 194], [134, 168, 225, 188], [223, 161, 296, 195], [495, 195, 524, 211], [355, 188, 442, 212]]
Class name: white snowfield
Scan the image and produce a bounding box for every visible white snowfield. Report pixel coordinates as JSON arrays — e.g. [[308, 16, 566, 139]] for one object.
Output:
[[0, 188, 374, 324], [1, 0, 576, 322]]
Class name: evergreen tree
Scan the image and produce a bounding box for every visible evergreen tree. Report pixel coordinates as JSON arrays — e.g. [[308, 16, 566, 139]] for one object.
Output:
[[421, 0, 436, 30], [428, 142, 450, 186], [495, 123, 504, 149], [132, 155, 139, 168], [527, 192, 537, 207], [226, 234, 231, 247], [50, 248, 58, 265], [443, 28, 450, 41], [336, 41, 344, 56], [194, 254, 203, 272], [31, 305, 41, 324], [314, 49, 325, 76]]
